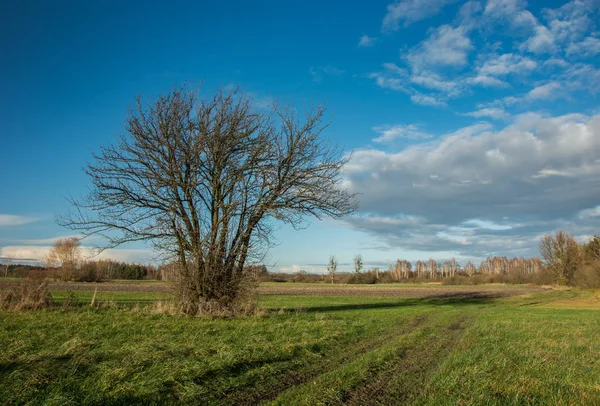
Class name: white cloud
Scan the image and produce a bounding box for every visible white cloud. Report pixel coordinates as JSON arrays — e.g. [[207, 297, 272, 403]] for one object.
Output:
[[372, 124, 431, 143], [463, 219, 513, 230], [0, 214, 39, 227], [566, 36, 600, 57], [369, 63, 410, 92], [478, 53, 537, 76], [343, 113, 600, 255], [0, 245, 155, 264], [525, 81, 561, 101], [484, 0, 538, 32], [520, 0, 597, 54], [580, 206, 600, 218], [410, 71, 461, 93], [0, 235, 84, 245], [406, 25, 474, 71], [465, 75, 509, 88], [464, 107, 508, 119], [521, 24, 556, 54], [358, 35, 377, 47], [484, 0, 527, 18], [410, 93, 447, 107], [382, 0, 456, 31]]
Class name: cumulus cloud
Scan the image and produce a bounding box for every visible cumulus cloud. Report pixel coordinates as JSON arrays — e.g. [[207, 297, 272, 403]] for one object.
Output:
[[477, 53, 537, 76], [406, 25, 473, 71], [382, 0, 456, 31], [370, 0, 600, 115], [566, 36, 600, 57], [343, 113, 600, 257], [519, 0, 598, 54]]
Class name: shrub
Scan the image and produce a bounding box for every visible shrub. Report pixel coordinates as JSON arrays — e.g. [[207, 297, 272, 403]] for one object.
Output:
[[572, 263, 600, 288], [74, 262, 103, 282], [0, 274, 54, 310], [345, 272, 378, 284], [539, 230, 582, 285], [174, 264, 259, 316]]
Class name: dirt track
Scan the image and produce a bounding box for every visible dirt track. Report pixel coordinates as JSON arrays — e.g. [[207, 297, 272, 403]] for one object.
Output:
[[0, 280, 547, 299]]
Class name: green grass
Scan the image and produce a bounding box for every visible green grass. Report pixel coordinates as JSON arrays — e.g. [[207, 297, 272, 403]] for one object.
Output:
[[1, 289, 599, 405], [50, 290, 170, 306]]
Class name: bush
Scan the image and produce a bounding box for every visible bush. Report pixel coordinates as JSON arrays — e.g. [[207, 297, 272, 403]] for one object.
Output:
[[345, 272, 378, 284], [0, 274, 54, 310], [572, 262, 600, 288], [442, 269, 557, 286], [539, 230, 582, 285], [74, 262, 103, 282]]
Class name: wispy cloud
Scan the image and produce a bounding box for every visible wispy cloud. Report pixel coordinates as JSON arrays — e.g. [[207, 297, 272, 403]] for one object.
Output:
[[525, 81, 562, 101], [463, 107, 508, 120], [0, 214, 39, 227], [309, 65, 345, 82], [382, 0, 456, 31], [0, 245, 156, 264], [410, 93, 447, 107], [477, 53, 537, 77], [580, 206, 600, 218], [358, 35, 377, 47], [372, 124, 431, 143]]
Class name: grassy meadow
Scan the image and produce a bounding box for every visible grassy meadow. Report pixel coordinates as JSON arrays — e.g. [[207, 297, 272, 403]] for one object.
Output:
[[1, 283, 599, 405]]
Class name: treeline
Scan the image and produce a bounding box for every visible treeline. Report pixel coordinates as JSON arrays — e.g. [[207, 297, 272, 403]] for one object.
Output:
[[2, 261, 159, 282], [255, 231, 600, 288], [74, 260, 159, 282]]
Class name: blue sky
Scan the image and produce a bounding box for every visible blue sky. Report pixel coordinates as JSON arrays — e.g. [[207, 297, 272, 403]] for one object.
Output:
[[1, 0, 599, 272]]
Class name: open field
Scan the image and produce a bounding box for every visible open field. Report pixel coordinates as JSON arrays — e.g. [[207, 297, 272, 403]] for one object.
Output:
[[0, 279, 547, 298], [1, 283, 599, 405]]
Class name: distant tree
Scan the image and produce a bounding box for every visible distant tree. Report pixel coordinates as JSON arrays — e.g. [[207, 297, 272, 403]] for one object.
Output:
[[1, 255, 11, 277], [583, 235, 600, 262], [59, 86, 357, 314], [353, 254, 363, 274], [464, 261, 476, 276], [328, 255, 337, 284], [44, 237, 82, 281], [539, 230, 582, 285]]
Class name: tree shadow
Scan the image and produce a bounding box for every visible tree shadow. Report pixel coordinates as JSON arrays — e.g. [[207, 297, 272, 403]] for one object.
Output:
[[298, 293, 500, 313]]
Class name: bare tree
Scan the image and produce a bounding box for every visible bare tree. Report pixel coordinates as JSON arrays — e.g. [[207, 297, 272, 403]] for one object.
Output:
[[59, 86, 357, 313], [327, 255, 338, 284], [44, 237, 82, 281], [0, 255, 11, 278], [539, 230, 582, 285], [353, 254, 363, 274], [464, 261, 476, 276]]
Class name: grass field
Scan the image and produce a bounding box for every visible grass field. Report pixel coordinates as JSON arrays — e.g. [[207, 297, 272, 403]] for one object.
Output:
[[1, 284, 599, 405]]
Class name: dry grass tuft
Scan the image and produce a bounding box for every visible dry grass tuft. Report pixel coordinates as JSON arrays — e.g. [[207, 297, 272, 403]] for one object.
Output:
[[0, 274, 54, 310]]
